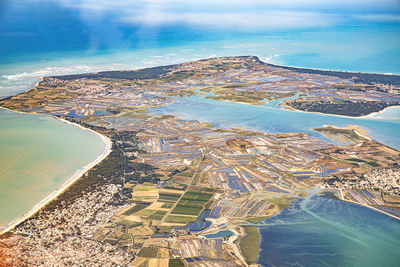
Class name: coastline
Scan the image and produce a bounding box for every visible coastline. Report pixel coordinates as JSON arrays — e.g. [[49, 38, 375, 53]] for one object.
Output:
[[0, 107, 112, 236], [331, 188, 400, 221], [357, 105, 400, 119], [280, 102, 400, 120], [315, 127, 400, 221], [317, 124, 372, 141]]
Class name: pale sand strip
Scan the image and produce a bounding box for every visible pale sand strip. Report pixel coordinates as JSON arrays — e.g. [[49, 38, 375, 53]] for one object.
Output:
[[357, 105, 400, 119], [0, 110, 112, 235]]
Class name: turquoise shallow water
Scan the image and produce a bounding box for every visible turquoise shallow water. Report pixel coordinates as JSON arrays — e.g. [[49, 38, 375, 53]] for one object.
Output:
[[0, 109, 105, 228], [152, 94, 400, 150]]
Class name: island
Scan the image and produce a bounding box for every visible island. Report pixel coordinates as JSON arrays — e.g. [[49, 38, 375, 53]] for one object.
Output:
[[1, 56, 399, 266]]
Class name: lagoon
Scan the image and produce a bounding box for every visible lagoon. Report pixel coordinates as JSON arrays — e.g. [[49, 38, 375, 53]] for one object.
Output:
[[152, 93, 400, 150]]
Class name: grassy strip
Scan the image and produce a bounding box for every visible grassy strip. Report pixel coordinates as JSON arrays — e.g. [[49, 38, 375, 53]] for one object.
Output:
[[240, 226, 260, 265], [123, 204, 149, 215], [158, 193, 182, 202], [164, 215, 197, 224], [171, 205, 203, 216], [137, 247, 158, 258], [169, 258, 185, 267]]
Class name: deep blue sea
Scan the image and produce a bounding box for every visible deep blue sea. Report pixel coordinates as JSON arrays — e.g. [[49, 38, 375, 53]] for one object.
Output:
[[1, 0, 400, 266]]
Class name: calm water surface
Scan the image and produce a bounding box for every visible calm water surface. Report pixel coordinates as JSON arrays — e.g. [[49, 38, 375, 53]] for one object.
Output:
[[0, 109, 105, 228], [152, 94, 400, 150], [257, 191, 400, 266]]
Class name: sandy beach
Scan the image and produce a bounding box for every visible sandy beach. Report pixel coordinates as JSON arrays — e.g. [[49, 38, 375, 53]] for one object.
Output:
[[280, 102, 400, 120], [0, 111, 112, 235], [357, 105, 400, 119]]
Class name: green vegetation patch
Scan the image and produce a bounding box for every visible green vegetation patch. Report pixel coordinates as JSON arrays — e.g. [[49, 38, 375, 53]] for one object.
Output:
[[136, 209, 156, 216], [367, 161, 381, 167], [154, 210, 167, 215], [137, 247, 159, 258], [135, 185, 157, 191], [206, 95, 264, 105], [161, 203, 174, 209], [240, 226, 260, 265], [158, 193, 182, 202], [148, 214, 165, 221], [169, 258, 185, 267], [164, 215, 197, 224], [346, 158, 366, 163], [181, 191, 213, 201], [178, 172, 194, 177], [123, 203, 149, 215], [171, 205, 203, 216], [170, 190, 214, 215], [204, 200, 215, 209], [116, 220, 142, 228], [177, 199, 206, 207], [269, 196, 295, 210]]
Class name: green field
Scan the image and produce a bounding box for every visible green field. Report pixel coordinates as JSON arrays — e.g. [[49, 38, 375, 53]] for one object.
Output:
[[123, 203, 149, 215], [169, 258, 185, 267], [158, 193, 182, 202], [170, 190, 213, 216], [137, 247, 158, 258], [148, 214, 165, 221], [240, 226, 260, 265], [180, 191, 213, 201], [179, 172, 194, 177], [154, 210, 167, 215], [116, 220, 142, 228], [177, 199, 206, 207], [171, 205, 203, 216], [164, 215, 197, 224], [161, 203, 174, 209]]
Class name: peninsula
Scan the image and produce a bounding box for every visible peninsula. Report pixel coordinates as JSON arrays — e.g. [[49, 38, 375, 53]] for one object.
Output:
[[1, 56, 399, 266]]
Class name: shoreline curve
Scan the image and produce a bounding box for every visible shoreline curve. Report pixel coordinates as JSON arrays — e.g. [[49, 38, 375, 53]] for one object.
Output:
[[0, 108, 112, 236]]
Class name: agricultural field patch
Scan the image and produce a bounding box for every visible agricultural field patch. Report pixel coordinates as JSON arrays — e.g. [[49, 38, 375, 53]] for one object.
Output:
[[164, 215, 197, 224]]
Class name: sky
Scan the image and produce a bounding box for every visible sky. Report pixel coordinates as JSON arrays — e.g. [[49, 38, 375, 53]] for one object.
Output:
[[0, 0, 399, 69], [2, 0, 400, 30], [50, 0, 400, 29]]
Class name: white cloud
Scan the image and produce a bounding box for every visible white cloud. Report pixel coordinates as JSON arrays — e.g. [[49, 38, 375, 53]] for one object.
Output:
[[48, 0, 400, 30], [355, 14, 400, 23], [120, 10, 338, 30]]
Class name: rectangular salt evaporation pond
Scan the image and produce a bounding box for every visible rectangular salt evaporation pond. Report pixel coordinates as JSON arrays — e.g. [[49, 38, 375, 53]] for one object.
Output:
[[0, 109, 106, 229], [204, 230, 234, 239]]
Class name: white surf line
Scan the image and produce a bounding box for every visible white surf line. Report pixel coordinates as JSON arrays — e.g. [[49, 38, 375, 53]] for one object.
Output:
[[0, 110, 112, 236]]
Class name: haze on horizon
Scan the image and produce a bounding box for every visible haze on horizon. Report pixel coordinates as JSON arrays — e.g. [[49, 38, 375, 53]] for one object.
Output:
[[0, 0, 399, 56]]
